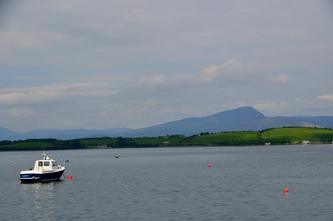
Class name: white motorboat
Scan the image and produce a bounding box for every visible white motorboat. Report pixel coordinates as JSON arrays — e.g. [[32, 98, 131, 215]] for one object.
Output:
[[20, 153, 65, 183]]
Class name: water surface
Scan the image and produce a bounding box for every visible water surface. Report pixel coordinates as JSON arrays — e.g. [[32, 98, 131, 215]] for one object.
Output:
[[1, 145, 333, 220]]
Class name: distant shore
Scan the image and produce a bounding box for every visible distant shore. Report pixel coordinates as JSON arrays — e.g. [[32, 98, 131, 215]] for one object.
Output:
[[1, 127, 333, 151]]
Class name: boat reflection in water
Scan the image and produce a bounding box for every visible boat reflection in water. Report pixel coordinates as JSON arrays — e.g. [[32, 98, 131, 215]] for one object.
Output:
[[21, 182, 60, 219]]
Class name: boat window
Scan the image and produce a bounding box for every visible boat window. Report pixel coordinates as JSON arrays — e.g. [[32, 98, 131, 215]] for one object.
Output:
[[44, 161, 50, 166], [52, 161, 57, 167], [38, 161, 43, 167]]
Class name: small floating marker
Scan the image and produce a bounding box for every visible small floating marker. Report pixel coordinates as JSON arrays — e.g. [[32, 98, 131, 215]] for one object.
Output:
[[65, 160, 69, 163], [115, 155, 119, 158], [66, 175, 73, 181], [283, 187, 289, 193], [207, 163, 213, 168]]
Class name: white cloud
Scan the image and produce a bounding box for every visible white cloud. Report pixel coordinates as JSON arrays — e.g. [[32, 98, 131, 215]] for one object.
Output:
[[7, 107, 36, 118], [0, 30, 69, 52], [0, 82, 119, 106], [268, 74, 289, 84], [317, 94, 333, 102], [135, 59, 243, 86], [126, 8, 146, 23], [138, 73, 167, 85], [198, 59, 241, 81], [0, 88, 60, 105]]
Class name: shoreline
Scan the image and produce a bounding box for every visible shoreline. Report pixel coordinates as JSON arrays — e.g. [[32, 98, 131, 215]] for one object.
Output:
[[1, 143, 333, 152], [1, 127, 333, 152], [0, 127, 333, 151]]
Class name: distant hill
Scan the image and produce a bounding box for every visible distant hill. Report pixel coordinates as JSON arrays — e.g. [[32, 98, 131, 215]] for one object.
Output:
[[1, 127, 333, 151], [120, 106, 333, 137], [122, 106, 266, 137], [0, 128, 131, 141], [1, 106, 333, 140], [0, 127, 20, 141]]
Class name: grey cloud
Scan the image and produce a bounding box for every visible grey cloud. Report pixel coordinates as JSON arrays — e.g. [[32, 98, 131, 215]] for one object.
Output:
[[0, 82, 119, 107], [0, 0, 332, 130]]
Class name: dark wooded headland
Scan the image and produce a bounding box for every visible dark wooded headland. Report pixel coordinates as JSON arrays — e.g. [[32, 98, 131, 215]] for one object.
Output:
[[1, 127, 333, 151]]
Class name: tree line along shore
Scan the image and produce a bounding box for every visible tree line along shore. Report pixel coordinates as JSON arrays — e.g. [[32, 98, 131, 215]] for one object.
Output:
[[1, 127, 333, 151]]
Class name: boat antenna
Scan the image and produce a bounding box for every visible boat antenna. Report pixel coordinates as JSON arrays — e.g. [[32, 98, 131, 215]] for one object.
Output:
[[42, 152, 46, 160]]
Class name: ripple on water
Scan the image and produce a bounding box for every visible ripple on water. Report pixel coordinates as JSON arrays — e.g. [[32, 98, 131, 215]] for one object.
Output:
[[1, 146, 333, 220]]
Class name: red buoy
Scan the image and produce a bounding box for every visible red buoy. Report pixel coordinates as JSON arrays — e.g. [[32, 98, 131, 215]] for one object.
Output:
[[66, 175, 73, 181], [283, 187, 289, 193], [207, 163, 213, 168]]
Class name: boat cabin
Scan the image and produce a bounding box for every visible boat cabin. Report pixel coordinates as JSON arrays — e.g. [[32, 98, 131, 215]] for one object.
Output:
[[33, 156, 59, 171]]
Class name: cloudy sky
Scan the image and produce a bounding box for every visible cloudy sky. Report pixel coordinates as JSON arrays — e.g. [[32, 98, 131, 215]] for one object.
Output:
[[0, 0, 332, 131]]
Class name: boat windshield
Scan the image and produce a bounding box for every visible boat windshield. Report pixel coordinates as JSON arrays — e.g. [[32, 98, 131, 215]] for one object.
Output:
[[52, 161, 57, 167], [44, 161, 50, 166]]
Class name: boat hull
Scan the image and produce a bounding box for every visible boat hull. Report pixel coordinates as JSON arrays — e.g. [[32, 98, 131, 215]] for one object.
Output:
[[20, 169, 65, 183]]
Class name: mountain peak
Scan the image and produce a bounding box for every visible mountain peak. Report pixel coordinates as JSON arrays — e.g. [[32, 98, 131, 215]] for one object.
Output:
[[233, 106, 263, 114], [235, 106, 259, 111], [211, 106, 266, 120]]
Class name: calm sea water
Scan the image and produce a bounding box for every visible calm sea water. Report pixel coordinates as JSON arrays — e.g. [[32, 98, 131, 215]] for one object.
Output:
[[1, 145, 333, 221]]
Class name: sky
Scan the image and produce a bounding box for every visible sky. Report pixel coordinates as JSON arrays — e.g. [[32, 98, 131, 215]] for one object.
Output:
[[0, 0, 332, 132]]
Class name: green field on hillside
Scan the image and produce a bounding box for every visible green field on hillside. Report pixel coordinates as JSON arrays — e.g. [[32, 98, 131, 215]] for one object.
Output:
[[1, 127, 333, 151], [261, 127, 333, 144]]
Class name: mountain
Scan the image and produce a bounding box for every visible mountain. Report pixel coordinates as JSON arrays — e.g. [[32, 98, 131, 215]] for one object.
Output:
[[120, 107, 333, 137], [22, 128, 131, 140], [1, 106, 333, 140], [122, 106, 266, 137], [0, 127, 20, 140], [0, 127, 131, 141]]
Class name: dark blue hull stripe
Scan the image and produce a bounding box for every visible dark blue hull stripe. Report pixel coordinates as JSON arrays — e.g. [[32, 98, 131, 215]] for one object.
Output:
[[20, 170, 65, 183]]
